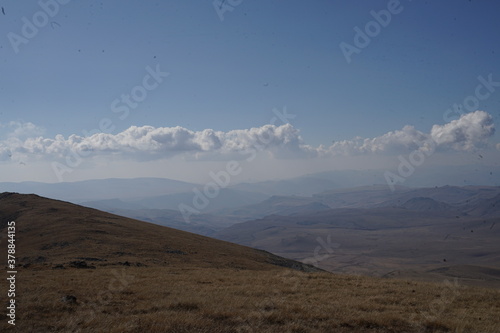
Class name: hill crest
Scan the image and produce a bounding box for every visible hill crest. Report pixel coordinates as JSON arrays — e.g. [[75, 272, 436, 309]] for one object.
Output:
[[0, 192, 318, 272]]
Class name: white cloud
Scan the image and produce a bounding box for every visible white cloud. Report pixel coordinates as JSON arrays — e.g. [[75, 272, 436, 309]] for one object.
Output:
[[0, 111, 495, 163], [430, 111, 494, 151], [317, 125, 431, 156], [318, 111, 495, 157], [0, 123, 310, 161], [0, 121, 46, 162], [1, 121, 45, 140]]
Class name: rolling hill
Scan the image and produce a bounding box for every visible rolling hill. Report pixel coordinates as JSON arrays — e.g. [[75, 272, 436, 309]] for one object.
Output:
[[400, 197, 453, 212], [0, 192, 312, 271], [465, 193, 500, 217], [213, 195, 331, 220]]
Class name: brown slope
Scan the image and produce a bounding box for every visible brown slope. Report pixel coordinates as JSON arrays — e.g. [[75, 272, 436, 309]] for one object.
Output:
[[0, 192, 317, 272]]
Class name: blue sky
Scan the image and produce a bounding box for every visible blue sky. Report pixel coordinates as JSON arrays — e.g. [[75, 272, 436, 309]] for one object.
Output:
[[0, 0, 499, 183]]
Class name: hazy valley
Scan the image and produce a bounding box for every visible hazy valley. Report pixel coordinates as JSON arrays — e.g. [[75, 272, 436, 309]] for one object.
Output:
[[1, 174, 500, 332], [1, 190, 500, 332], [2, 176, 500, 287]]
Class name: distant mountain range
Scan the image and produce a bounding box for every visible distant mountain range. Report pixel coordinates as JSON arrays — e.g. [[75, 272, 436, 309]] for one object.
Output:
[[213, 195, 331, 220], [216, 184, 500, 220], [2, 176, 499, 237], [2, 162, 498, 203], [0, 177, 197, 202]]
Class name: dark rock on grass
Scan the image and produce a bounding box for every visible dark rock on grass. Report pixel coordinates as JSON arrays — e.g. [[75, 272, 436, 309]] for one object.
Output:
[[61, 295, 77, 304], [41, 242, 70, 250], [168, 302, 199, 311], [113, 251, 133, 256], [74, 257, 105, 262], [165, 249, 187, 255], [117, 261, 146, 267], [68, 261, 96, 269], [19, 256, 46, 266]]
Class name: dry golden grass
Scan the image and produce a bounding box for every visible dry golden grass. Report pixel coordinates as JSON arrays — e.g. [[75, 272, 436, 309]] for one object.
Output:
[[1, 266, 499, 332]]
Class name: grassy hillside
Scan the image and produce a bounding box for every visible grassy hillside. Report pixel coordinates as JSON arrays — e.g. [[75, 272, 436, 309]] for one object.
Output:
[[0, 193, 499, 332], [0, 192, 313, 271]]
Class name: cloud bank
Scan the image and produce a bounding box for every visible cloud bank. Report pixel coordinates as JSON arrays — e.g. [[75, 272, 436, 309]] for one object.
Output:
[[0, 111, 495, 162], [319, 110, 494, 156]]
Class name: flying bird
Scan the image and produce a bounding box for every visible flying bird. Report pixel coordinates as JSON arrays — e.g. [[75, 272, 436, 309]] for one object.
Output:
[[1, 7, 5, 15]]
